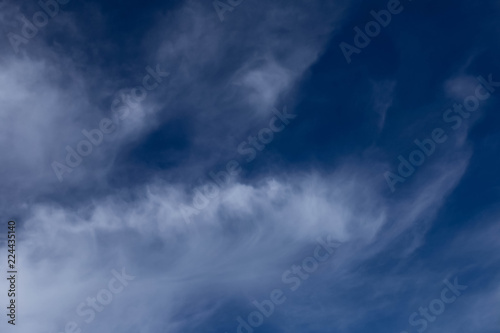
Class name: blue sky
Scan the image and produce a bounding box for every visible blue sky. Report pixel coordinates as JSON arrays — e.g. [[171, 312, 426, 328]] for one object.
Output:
[[0, 0, 499, 332]]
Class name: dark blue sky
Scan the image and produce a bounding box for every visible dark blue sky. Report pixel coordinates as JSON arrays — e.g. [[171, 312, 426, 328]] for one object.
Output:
[[0, 0, 499, 332]]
